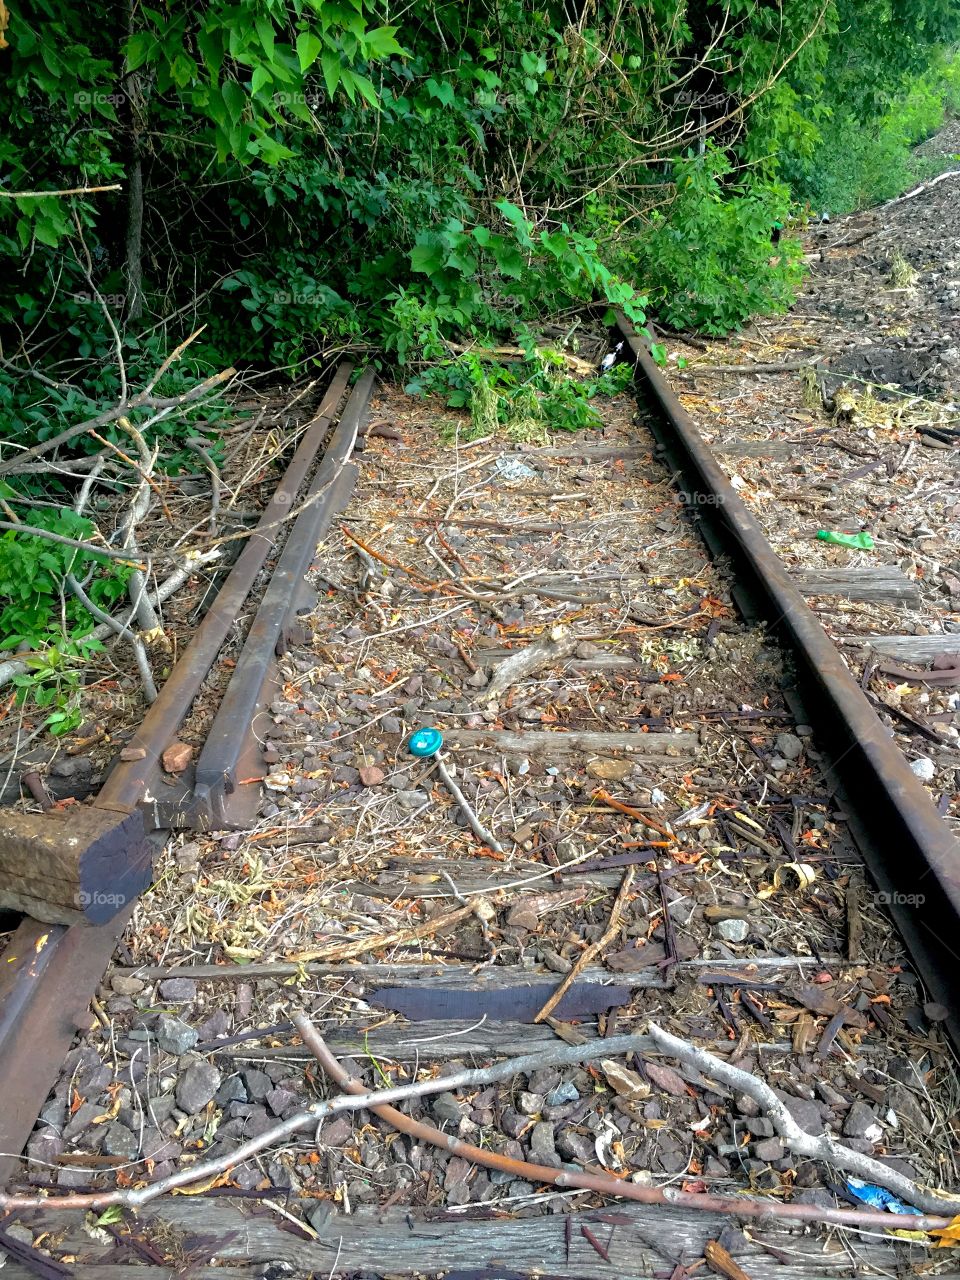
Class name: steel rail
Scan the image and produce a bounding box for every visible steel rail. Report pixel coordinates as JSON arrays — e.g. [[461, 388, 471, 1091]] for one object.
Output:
[[190, 365, 375, 827], [0, 364, 357, 1185], [616, 313, 960, 1049]]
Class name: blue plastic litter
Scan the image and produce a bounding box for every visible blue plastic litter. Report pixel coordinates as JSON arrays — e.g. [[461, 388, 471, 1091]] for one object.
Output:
[[408, 727, 443, 758], [846, 1178, 922, 1215]]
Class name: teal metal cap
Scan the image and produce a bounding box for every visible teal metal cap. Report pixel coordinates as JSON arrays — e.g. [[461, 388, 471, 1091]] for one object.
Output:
[[408, 727, 443, 757]]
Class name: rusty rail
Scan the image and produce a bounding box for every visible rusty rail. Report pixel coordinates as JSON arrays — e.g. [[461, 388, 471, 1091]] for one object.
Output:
[[616, 313, 960, 1049], [0, 362, 362, 1184]]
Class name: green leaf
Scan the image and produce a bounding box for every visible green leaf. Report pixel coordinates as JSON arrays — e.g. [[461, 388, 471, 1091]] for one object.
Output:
[[296, 31, 323, 72], [254, 16, 275, 60], [410, 235, 445, 277], [425, 77, 455, 107], [320, 50, 341, 96], [250, 64, 271, 95], [221, 79, 245, 124]]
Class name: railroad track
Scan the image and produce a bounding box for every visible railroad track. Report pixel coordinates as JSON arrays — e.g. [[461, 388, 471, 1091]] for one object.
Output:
[[0, 320, 958, 1278]]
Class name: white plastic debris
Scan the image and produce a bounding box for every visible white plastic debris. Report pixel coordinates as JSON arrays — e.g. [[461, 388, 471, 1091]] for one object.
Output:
[[650, 786, 667, 806]]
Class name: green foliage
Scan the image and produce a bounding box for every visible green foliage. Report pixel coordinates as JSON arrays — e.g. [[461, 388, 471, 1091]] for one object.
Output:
[[0, 506, 131, 733], [624, 148, 804, 335], [408, 351, 634, 439], [787, 48, 960, 212]]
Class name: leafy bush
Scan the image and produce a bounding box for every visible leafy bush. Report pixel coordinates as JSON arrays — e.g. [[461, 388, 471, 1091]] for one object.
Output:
[[0, 505, 132, 733], [623, 148, 803, 335]]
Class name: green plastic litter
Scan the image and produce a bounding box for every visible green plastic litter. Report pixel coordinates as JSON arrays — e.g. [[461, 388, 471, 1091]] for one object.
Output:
[[816, 530, 874, 550]]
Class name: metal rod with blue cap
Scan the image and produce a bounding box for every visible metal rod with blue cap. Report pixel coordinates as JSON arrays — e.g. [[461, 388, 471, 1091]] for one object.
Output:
[[408, 727, 503, 854]]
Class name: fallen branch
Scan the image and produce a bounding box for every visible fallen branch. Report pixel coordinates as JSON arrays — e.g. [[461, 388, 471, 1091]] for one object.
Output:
[[534, 866, 635, 1022], [65, 573, 157, 703], [692, 358, 820, 376], [0, 518, 143, 566], [4, 1015, 957, 1233], [646, 1021, 960, 1216], [0, 548, 220, 692], [885, 169, 960, 205], [287, 896, 494, 963], [484, 625, 578, 701], [0, 1027, 657, 1212], [0, 357, 234, 476]]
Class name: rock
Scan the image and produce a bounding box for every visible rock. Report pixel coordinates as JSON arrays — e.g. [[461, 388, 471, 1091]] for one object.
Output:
[[546, 1082, 580, 1106], [518, 1091, 544, 1116], [216, 1076, 247, 1106], [321, 1116, 353, 1146], [198, 1009, 231, 1041], [120, 746, 147, 761], [162, 741, 193, 773], [843, 1100, 879, 1138], [432, 1092, 467, 1125], [176, 1062, 221, 1114], [102, 1123, 139, 1159], [909, 756, 936, 782], [382, 716, 402, 734], [467, 669, 489, 688], [774, 1091, 824, 1135], [506, 899, 540, 932], [242, 1069, 272, 1102], [3, 1225, 35, 1247], [266, 1086, 298, 1117], [157, 1014, 198, 1055], [794, 1187, 837, 1209], [775, 733, 804, 761], [887, 1084, 927, 1132], [444, 1155, 473, 1205], [111, 975, 145, 996], [746, 1117, 774, 1137], [529, 1121, 557, 1164], [557, 1129, 594, 1164], [716, 918, 749, 943], [501, 1108, 530, 1139], [358, 765, 385, 786], [63, 1102, 103, 1140], [159, 977, 197, 1002], [586, 757, 633, 782], [753, 1137, 785, 1162]]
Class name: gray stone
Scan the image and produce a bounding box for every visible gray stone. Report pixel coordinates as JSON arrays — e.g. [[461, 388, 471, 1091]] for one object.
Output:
[[545, 1082, 580, 1106], [266, 1086, 298, 1117], [775, 733, 804, 761], [843, 1100, 879, 1138], [3, 1225, 35, 1247], [432, 1091, 467, 1125], [794, 1187, 837, 1208], [557, 1129, 594, 1164], [216, 1075, 247, 1106], [746, 1117, 774, 1137], [62, 1102, 102, 1140], [501, 1108, 530, 1139], [157, 1014, 198, 1055], [159, 977, 198, 1002], [176, 1062, 221, 1114], [111, 975, 146, 996], [529, 1121, 559, 1167], [716, 918, 749, 943], [753, 1137, 785, 1162], [321, 1115, 353, 1146], [242, 1068, 272, 1102], [148, 1094, 178, 1124], [102, 1123, 139, 1159], [518, 1091, 544, 1116], [775, 1091, 825, 1135]]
